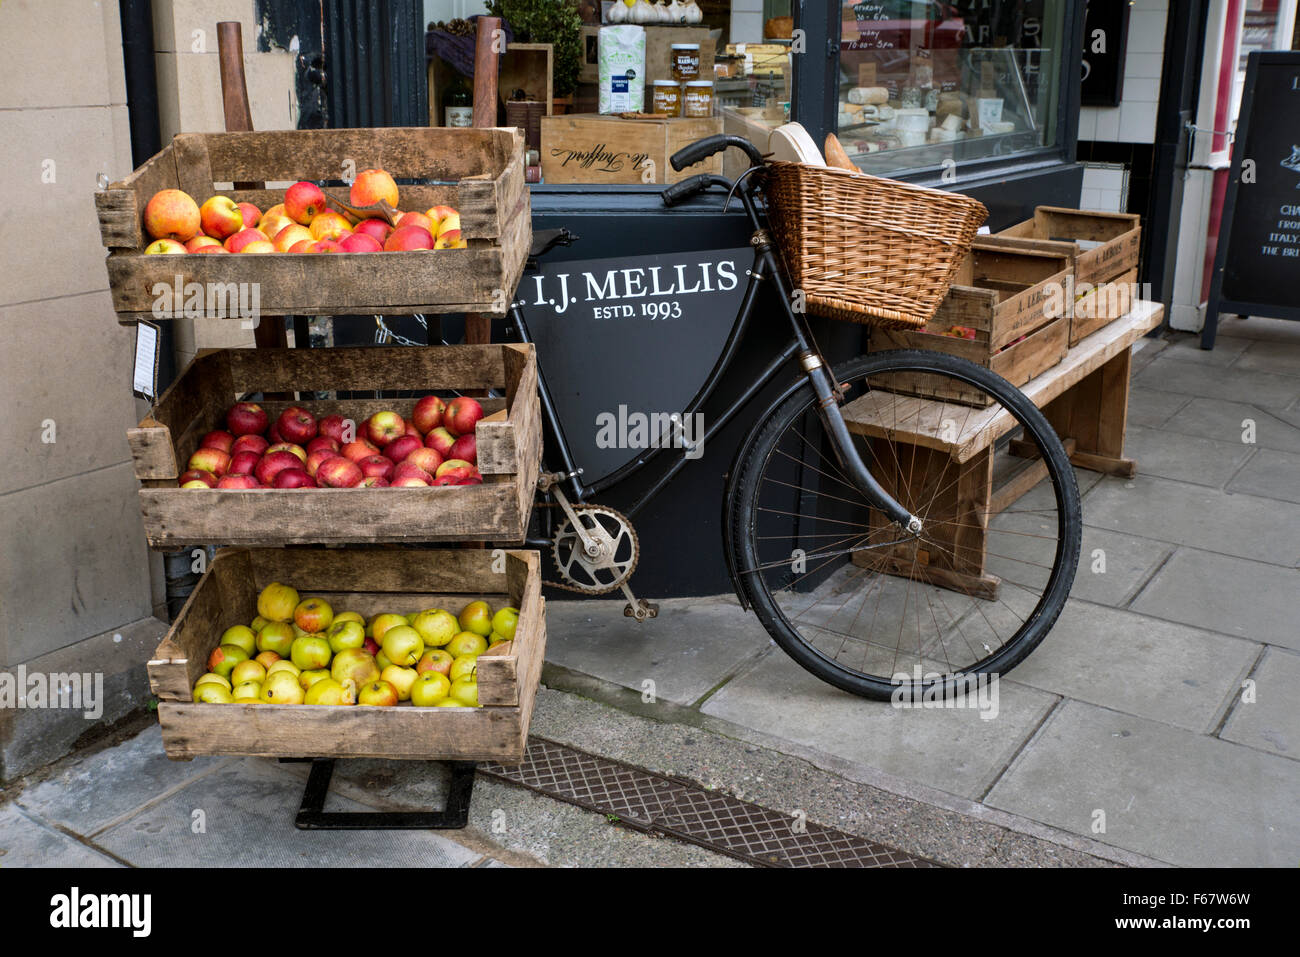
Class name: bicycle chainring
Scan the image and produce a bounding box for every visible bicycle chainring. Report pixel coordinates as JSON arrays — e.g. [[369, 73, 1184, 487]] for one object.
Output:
[[549, 505, 640, 595]]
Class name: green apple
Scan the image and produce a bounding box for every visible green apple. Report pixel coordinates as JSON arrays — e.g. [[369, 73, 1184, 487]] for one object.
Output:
[[299, 668, 331, 691], [375, 650, 393, 671], [229, 659, 267, 687], [257, 581, 299, 622], [434, 698, 466, 707], [250, 615, 270, 633], [194, 672, 231, 692], [232, 680, 263, 703], [416, 648, 454, 677], [207, 643, 249, 679], [294, 597, 334, 634], [257, 621, 296, 656], [333, 611, 365, 627], [458, 600, 493, 638], [266, 659, 301, 679], [357, 679, 399, 707], [446, 631, 487, 658], [305, 677, 357, 706], [381, 625, 424, 667], [411, 609, 459, 648], [449, 676, 479, 707], [449, 655, 478, 683], [331, 648, 380, 688], [221, 625, 258, 657], [326, 619, 366, 653], [194, 683, 235, 704], [370, 613, 408, 643], [381, 664, 418, 701], [409, 671, 451, 706], [291, 634, 333, 671], [262, 670, 305, 704], [490, 607, 519, 641]]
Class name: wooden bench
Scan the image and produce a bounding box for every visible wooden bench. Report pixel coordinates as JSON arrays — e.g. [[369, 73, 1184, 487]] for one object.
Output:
[[841, 300, 1164, 600]]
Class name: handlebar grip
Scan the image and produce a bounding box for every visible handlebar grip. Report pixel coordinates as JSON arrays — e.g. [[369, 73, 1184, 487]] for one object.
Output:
[[670, 134, 763, 171], [661, 173, 713, 207]]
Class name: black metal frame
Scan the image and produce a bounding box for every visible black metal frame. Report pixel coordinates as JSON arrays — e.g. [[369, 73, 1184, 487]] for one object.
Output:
[[284, 758, 478, 829]]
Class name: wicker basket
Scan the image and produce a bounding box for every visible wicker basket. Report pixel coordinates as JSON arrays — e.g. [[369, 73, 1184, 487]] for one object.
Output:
[[765, 161, 989, 329]]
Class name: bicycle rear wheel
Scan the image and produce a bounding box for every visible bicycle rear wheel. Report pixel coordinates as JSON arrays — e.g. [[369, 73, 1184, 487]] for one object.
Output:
[[729, 349, 1081, 700]]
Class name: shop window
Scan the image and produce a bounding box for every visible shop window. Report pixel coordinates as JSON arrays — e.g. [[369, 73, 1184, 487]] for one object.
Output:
[[836, 1, 1064, 175]]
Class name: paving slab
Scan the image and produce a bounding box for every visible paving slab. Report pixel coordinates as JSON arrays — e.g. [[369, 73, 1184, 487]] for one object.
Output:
[[1126, 386, 1191, 428], [1227, 447, 1300, 504], [1158, 333, 1250, 367], [1134, 358, 1300, 410], [92, 757, 481, 867], [1083, 474, 1300, 566], [1130, 548, 1300, 651], [1122, 424, 1254, 488], [985, 699, 1300, 867], [1221, 648, 1300, 760], [16, 723, 233, 835], [700, 648, 1058, 800], [999, 599, 1258, 733], [544, 595, 771, 706], [1235, 339, 1300, 377], [1154, 396, 1300, 453], [0, 803, 121, 867], [1216, 315, 1300, 343]]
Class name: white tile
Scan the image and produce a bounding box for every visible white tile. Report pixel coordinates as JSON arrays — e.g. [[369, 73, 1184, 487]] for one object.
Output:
[[1081, 167, 1105, 190], [730, 12, 764, 43], [1094, 108, 1121, 141], [1080, 188, 1102, 209], [1077, 107, 1098, 141], [1098, 189, 1124, 213], [1123, 76, 1161, 103], [1118, 100, 1159, 142], [1129, 10, 1169, 54], [1126, 53, 1165, 80]]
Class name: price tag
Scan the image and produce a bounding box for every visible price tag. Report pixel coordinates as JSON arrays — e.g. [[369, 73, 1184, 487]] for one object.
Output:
[[133, 319, 160, 400]]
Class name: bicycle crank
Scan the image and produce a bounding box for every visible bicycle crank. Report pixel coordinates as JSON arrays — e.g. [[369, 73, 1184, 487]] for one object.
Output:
[[546, 490, 658, 621]]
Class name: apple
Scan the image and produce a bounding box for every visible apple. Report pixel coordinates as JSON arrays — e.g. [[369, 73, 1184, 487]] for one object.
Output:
[[266, 442, 307, 464], [257, 582, 300, 622], [432, 208, 460, 236], [254, 650, 281, 670], [448, 676, 479, 708], [491, 607, 520, 642], [446, 631, 488, 658], [294, 597, 334, 634], [445, 397, 483, 436], [240, 240, 275, 253], [188, 447, 231, 478], [220, 625, 258, 657], [458, 600, 494, 637], [272, 468, 313, 489], [363, 637, 381, 656], [427, 205, 456, 230], [316, 456, 363, 488], [397, 211, 434, 233], [305, 677, 357, 706], [260, 212, 297, 245], [449, 654, 478, 683], [266, 659, 301, 679], [193, 244, 228, 254], [144, 188, 201, 242], [231, 434, 269, 458], [339, 232, 383, 253], [227, 402, 269, 437], [357, 679, 399, 707], [228, 450, 261, 476], [392, 462, 433, 485], [261, 670, 306, 704], [223, 227, 268, 253], [381, 665, 419, 701], [425, 427, 456, 458], [354, 218, 394, 244], [409, 671, 452, 707], [199, 195, 243, 240], [308, 210, 352, 241], [231, 681, 263, 703], [383, 225, 434, 251], [305, 448, 340, 478], [257, 621, 296, 657], [272, 223, 313, 252], [434, 232, 467, 250], [341, 439, 379, 463], [194, 672, 231, 692], [350, 168, 400, 208], [411, 609, 459, 649], [449, 433, 476, 466], [144, 238, 187, 254], [411, 395, 446, 434], [305, 436, 340, 456], [326, 619, 366, 654], [285, 181, 327, 224], [254, 450, 302, 486], [299, 668, 332, 691], [186, 235, 223, 253], [333, 611, 364, 627], [366, 411, 406, 447], [289, 239, 314, 253], [230, 659, 267, 687], [193, 683, 234, 704], [207, 643, 249, 678], [356, 455, 395, 482], [381, 625, 424, 667], [369, 614, 408, 644], [178, 468, 218, 488], [331, 648, 380, 688], [217, 473, 260, 489], [392, 476, 429, 487], [435, 459, 475, 479], [382, 434, 422, 464], [237, 202, 262, 227], [275, 407, 317, 446], [319, 414, 353, 444], [181, 479, 213, 489], [404, 447, 444, 475], [417, 648, 455, 678], [360, 476, 390, 487], [290, 634, 333, 671]]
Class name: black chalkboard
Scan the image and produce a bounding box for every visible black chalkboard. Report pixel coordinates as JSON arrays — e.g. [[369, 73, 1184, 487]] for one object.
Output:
[[1202, 52, 1300, 349], [1080, 0, 1130, 107]]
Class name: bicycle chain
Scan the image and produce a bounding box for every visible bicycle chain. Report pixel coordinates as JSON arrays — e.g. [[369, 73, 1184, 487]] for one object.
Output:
[[545, 504, 641, 595]]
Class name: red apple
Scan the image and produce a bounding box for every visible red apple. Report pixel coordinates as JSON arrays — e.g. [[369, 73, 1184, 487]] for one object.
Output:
[[237, 202, 262, 227], [276, 407, 318, 445], [383, 225, 434, 251], [288, 239, 314, 253], [339, 232, 383, 253], [354, 218, 394, 244], [435, 459, 475, 479], [178, 468, 217, 488], [308, 211, 352, 241], [449, 433, 476, 466], [198, 195, 243, 240], [397, 211, 434, 233], [305, 449, 342, 478], [404, 420, 421, 437], [341, 439, 379, 463], [318, 415, 352, 444], [231, 434, 269, 457], [187, 448, 231, 478], [308, 239, 343, 253], [431, 474, 458, 486], [305, 436, 340, 456], [359, 476, 390, 488], [405, 447, 444, 475], [317, 457, 364, 488], [393, 462, 433, 484], [285, 181, 327, 225], [217, 473, 259, 489], [444, 397, 483, 437], [254, 450, 303, 486], [193, 244, 228, 254], [200, 430, 235, 454], [186, 235, 224, 253], [365, 411, 405, 447], [227, 402, 269, 437], [363, 637, 382, 655], [350, 168, 400, 208], [272, 468, 314, 489], [392, 476, 430, 487], [267, 423, 284, 444], [358, 455, 395, 481], [411, 395, 446, 434], [455, 475, 483, 486], [382, 434, 422, 464], [425, 427, 456, 458], [267, 442, 307, 464], [223, 227, 267, 254], [144, 188, 201, 242], [229, 450, 261, 476]]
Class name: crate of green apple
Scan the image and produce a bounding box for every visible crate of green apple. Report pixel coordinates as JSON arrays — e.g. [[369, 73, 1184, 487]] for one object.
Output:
[[127, 343, 540, 547], [95, 127, 527, 321], [148, 547, 546, 762]]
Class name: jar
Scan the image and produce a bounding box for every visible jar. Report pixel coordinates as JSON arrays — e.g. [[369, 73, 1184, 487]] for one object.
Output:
[[683, 80, 714, 117], [651, 80, 682, 117], [671, 43, 700, 82]]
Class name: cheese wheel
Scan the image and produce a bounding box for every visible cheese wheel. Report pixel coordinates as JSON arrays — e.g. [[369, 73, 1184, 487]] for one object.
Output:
[[847, 86, 889, 106]]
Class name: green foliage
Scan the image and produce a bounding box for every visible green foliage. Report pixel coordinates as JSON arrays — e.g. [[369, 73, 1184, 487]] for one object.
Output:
[[487, 0, 584, 96]]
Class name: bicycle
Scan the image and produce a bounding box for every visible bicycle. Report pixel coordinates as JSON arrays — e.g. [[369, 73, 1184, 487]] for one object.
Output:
[[508, 134, 1082, 701]]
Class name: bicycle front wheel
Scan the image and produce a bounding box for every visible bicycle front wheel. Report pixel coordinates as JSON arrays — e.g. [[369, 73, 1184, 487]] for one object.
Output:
[[729, 349, 1081, 700]]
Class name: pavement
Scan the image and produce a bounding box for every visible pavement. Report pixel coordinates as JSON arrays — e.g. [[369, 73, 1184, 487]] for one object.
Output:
[[0, 318, 1296, 867]]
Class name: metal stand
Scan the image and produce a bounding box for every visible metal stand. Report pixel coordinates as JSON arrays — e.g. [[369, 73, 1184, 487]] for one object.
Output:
[[282, 758, 478, 830]]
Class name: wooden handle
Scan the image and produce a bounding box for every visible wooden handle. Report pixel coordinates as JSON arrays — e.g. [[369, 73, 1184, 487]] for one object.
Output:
[[473, 16, 501, 129], [217, 22, 253, 133]]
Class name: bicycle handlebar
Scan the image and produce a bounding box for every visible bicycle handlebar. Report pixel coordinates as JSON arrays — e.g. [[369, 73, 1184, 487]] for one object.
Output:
[[670, 134, 764, 172], [661, 173, 728, 207]]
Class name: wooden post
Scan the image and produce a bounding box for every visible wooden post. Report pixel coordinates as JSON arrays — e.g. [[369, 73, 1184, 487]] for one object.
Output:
[[465, 16, 502, 348]]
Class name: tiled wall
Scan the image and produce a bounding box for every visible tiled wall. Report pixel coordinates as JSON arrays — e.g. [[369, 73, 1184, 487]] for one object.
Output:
[[1078, 0, 1167, 144], [1079, 162, 1129, 213]]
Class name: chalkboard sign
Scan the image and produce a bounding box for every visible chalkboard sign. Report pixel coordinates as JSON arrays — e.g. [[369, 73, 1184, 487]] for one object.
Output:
[[1080, 0, 1130, 107], [1202, 52, 1300, 349]]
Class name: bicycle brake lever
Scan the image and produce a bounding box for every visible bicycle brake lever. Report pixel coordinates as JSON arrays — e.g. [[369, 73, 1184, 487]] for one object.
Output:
[[722, 165, 763, 214]]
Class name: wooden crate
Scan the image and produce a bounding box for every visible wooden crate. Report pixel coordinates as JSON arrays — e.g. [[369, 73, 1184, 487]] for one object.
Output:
[[127, 343, 541, 548], [868, 241, 1072, 407], [95, 127, 529, 321], [1070, 266, 1138, 346], [540, 113, 723, 184], [990, 206, 1141, 286], [147, 547, 546, 763], [580, 25, 715, 86]]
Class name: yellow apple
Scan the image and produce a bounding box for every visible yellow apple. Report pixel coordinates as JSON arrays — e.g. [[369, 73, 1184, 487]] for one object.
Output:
[[381, 665, 419, 701]]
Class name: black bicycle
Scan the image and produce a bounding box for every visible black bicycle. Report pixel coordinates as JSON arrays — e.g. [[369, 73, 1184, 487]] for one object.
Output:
[[508, 134, 1082, 701]]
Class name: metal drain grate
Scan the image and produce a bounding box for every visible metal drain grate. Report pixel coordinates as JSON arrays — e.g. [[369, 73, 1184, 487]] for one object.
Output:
[[481, 737, 939, 868]]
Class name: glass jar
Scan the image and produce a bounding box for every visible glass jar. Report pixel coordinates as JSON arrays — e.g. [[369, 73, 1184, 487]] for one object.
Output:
[[683, 80, 714, 118], [671, 43, 701, 82], [652, 80, 683, 117]]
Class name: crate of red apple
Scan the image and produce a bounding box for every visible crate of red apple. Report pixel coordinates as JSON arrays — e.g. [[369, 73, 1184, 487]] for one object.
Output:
[[127, 343, 541, 547], [95, 127, 528, 320]]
